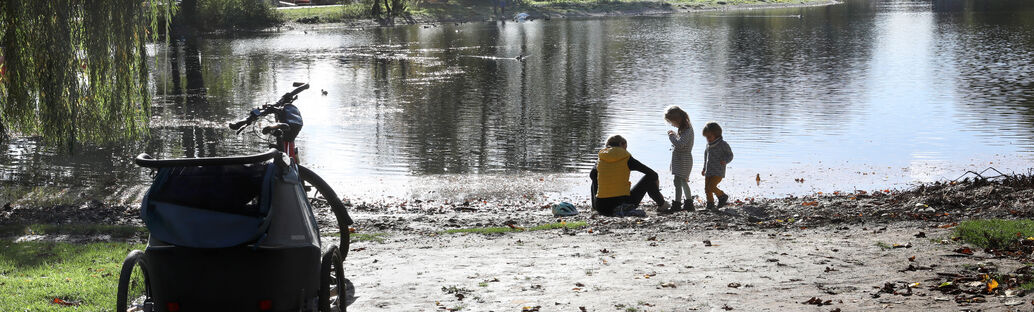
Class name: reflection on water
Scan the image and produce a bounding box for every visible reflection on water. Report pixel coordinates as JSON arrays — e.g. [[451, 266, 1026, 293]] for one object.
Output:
[[2, 0, 1034, 200]]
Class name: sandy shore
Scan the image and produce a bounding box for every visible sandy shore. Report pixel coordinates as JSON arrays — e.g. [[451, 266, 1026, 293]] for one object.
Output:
[[318, 175, 1034, 310], [336, 223, 1028, 311]]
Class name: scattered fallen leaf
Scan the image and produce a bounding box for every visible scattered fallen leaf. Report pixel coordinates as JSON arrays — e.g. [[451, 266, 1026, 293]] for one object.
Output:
[[51, 298, 80, 307]]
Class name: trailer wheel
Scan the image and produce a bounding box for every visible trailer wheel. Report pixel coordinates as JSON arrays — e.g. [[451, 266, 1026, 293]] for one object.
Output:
[[117, 250, 153, 312], [319, 245, 346, 311]]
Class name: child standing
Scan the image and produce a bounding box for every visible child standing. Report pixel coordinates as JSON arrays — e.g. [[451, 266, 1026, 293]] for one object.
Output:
[[664, 106, 694, 212], [702, 122, 733, 211]]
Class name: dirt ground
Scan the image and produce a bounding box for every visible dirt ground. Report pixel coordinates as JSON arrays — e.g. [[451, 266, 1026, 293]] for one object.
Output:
[[336, 223, 1029, 311]]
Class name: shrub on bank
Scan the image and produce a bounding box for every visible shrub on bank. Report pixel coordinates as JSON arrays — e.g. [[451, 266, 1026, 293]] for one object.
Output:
[[196, 0, 283, 31]]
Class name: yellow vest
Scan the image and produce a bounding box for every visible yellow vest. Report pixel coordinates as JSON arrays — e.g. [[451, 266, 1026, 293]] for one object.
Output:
[[596, 147, 631, 198]]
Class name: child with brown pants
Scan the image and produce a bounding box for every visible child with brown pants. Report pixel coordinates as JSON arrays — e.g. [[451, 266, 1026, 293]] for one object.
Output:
[[701, 122, 733, 211]]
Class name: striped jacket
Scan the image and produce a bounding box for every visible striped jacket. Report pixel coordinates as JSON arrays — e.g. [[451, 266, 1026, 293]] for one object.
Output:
[[668, 126, 694, 178]]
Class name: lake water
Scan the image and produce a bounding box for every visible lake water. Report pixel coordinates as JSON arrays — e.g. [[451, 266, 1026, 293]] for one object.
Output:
[[3, 0, 1034, 202]]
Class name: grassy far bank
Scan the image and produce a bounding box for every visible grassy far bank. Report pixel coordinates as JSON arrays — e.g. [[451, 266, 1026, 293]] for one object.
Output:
[[279, 3, 372, 22], [278, 0, 829, 24]]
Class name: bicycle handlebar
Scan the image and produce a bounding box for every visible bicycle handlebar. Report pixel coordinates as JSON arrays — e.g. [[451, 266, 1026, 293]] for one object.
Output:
[[228, 82, 309, 132], [228, 119, 251, 131], [285, 83, 310, 100]]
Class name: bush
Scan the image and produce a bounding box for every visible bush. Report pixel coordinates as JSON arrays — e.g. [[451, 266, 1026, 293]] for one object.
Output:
[[196, 0, 283, 31]]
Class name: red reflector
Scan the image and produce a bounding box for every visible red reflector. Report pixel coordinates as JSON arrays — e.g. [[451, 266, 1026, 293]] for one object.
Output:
[[259, 300, 273, 311], [167, 302, 180, 312]]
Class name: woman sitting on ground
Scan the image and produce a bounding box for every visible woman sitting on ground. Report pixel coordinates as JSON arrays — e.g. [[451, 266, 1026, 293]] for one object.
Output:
[[590, 135, 671, 216]]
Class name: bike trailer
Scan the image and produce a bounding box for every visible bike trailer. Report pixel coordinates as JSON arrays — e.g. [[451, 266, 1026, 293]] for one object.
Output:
[[134, 151, 329, 311]]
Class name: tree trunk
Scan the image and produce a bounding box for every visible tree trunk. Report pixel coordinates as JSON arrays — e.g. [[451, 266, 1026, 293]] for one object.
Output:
[[183, 36, 206, 102], [371, 0, 382, 19], [169, 39, 182, 95], [176, 0, 199, 35]]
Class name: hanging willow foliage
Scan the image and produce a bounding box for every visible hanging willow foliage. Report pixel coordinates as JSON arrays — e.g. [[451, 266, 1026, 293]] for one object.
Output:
[[0, 0, 171, 146]]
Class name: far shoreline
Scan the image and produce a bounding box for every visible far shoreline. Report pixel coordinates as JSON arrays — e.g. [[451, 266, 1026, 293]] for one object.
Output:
[[275, 0, 840, 30]]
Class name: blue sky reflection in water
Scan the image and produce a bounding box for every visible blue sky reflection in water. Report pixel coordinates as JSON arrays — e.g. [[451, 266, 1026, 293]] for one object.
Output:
[[3, 0, 1034, 201]]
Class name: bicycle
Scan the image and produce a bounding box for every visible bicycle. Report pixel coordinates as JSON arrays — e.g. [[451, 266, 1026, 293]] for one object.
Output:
[[117, 82, 354, 312]]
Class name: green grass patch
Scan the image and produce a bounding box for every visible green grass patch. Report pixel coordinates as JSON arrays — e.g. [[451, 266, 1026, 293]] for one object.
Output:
[[0, 240, 146, 311], [955, 219, 1034, 250], [1022, 280, 1034, 291], [441, 221, 588, 235], [321, 232, 390, 243], [0, 224, 148, 239], [279, 4, 371, 22], [350, 232, 389, 243]]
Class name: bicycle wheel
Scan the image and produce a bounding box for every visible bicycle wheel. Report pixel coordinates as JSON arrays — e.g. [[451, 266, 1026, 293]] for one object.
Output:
[[116, 250, 152, 312], [298, 165, 353, 258], [319, 245, 347, 312]]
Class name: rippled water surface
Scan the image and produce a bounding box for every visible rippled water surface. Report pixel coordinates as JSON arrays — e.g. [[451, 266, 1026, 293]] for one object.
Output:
[[3, 0, 1034, 199]]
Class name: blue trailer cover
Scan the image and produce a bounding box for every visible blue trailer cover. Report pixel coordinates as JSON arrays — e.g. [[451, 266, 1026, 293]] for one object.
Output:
[[142, 163, 275, 248]]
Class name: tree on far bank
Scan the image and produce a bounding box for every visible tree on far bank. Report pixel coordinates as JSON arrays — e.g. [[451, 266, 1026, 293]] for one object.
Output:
[[371, 0, 409, 23]]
